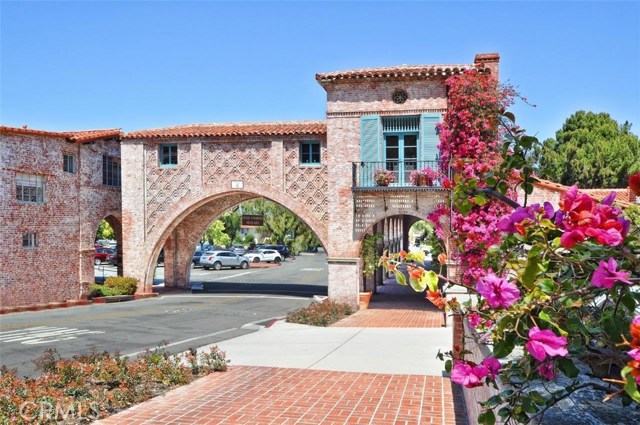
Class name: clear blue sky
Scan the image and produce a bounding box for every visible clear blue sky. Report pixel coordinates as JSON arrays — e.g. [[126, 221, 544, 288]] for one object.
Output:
[[1, 1, 639, 142]]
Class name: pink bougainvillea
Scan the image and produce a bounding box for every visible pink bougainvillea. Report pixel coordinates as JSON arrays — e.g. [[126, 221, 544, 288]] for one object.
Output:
[[525, 327, 568, 362], [435, 70, 518, 286]]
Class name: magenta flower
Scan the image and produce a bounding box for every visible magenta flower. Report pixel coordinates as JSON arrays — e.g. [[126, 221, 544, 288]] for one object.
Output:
[[482, 357, 501, 379], [525, 327, 568, 362], [591, 258, 632, 289], [476, 272, 520, 309], [450, 360, 488, 388], [628, 349, 640, 361], [537, 363, 555, 379], [467, 313, 482, 328]]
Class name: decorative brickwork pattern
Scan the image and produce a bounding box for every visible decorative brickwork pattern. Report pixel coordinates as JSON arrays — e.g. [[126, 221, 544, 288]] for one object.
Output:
[[284, 141, 329, 223], [145, 143, 191, 235], [203, 142, 271, 186], [353, 190, 449, 240]]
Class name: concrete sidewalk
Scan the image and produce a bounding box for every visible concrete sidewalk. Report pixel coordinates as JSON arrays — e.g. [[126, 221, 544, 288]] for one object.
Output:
[[96, 283, 467, 425]]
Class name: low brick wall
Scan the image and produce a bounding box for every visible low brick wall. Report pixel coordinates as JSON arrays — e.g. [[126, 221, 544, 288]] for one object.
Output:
[[453, 315, 502, 425]]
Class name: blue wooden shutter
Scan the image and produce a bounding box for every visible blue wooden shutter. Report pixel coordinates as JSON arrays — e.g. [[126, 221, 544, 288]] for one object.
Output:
[[360, 115, 381, 163], [420, 113, 441, 162]]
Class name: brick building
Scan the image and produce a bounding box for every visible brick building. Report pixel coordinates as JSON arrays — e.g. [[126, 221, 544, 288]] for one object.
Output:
[[1, 127, 122, 307], [5, 52, 632, 309]]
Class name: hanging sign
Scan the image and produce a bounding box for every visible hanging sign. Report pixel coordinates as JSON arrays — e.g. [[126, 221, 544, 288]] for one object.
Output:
[[242, 214, 264, 227]]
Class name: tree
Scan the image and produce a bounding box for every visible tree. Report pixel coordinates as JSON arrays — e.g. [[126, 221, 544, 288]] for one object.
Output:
[[96, 219, 115, 240], [204, 220, 230, 247], [536, 111, 640, 188], [218, 211, 241, 242]]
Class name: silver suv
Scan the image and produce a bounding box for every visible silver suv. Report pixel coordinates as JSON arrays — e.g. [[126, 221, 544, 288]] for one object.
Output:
[[200, 251, 250, 271]]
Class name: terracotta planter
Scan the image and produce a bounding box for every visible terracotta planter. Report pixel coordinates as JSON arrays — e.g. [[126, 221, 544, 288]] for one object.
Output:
[[359, 291, 372, 310], [376, 179, 389, 187]]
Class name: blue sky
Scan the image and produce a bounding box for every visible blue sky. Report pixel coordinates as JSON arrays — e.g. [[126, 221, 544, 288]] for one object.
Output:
[[1, 1, 639, 142]]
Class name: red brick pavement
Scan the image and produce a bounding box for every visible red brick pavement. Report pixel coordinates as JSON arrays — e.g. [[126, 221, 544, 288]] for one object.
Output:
[[95, 366, 466, 425], [333, 281, 446, 328]]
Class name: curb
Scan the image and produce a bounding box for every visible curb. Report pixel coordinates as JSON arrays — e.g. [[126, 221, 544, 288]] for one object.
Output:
[[0, 294, 158, 314]]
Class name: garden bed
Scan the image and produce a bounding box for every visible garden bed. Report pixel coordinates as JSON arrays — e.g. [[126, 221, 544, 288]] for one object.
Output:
[[0, 345, 229, 424]]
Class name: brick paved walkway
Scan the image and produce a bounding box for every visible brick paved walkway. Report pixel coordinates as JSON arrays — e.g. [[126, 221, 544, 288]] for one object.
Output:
[[96, 366, 466, 425], [333, 281, 445, 328]]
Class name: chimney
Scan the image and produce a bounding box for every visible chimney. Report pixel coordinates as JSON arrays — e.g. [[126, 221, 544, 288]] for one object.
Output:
[[629, 172, 640, 204], [474, 53, 500, 80]]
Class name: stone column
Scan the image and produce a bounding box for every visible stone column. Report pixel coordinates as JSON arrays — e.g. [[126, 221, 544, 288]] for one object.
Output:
[[121, 141, 149, 293]]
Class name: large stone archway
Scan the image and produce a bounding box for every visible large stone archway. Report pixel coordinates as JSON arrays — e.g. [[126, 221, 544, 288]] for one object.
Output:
[[120, 123, 330, 294]]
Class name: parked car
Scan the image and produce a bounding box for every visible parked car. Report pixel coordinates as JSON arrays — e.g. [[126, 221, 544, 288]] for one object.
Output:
[[200, 251, 249, 270], [244, 249, 282, 264], [107, 252, 118, 266], [193, 249, 203, 267], [231, 245, 246, 255], [263, 244, 290, 258], [93, 247, 115, 265]]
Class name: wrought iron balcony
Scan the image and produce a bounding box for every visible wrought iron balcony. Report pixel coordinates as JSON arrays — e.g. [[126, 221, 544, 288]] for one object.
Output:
[[352, 160, 448, 190]]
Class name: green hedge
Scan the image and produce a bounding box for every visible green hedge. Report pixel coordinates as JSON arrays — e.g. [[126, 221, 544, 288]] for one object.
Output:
[[90, 276, 139, 297]]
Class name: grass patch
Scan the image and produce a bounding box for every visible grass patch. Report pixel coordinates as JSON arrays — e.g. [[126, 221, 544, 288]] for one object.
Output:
[[286, 300, 353, 326], [0, 345, 229, 424]]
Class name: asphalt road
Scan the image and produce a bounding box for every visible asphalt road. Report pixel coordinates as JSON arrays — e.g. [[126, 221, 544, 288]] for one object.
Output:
[[1, 254, 327, 377]]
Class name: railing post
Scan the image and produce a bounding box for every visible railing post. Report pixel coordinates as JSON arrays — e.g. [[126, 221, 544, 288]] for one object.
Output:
[[352, 162, 357, 187]]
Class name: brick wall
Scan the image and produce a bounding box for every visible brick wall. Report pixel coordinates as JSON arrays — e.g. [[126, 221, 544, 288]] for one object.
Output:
[[0, 133, 121, 307]]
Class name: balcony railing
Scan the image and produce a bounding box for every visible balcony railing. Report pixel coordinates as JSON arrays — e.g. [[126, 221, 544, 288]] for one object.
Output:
[[352, 160, 447, 189]]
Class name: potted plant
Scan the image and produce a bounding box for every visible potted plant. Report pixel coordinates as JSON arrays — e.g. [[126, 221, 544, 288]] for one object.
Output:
[[409, 166, 441, 186], [373, 169, 396, 186]]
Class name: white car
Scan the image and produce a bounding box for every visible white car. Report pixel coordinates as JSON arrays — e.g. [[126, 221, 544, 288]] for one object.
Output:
[[244, 249, 282, 264], [200, 251, 250, 270]]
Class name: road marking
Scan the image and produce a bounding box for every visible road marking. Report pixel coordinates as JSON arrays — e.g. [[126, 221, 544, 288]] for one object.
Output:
[[123, 328, 238, 358], [0, 326, 105, 345], [213, 271, 253, 281], [300, 268, 323, 271]]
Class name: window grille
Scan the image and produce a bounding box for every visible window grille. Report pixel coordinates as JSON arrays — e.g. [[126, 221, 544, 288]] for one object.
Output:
[[381, 116, 420, 132], [22, 232, 38, 248], [16, 173, 45, 203], [102, 156, 121, 187], [63, 153, 77, 173]]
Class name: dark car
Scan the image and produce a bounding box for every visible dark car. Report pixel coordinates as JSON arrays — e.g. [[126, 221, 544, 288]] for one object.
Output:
[[193, 249, 203, 267], [94, 247, 115, 265], [263, 244, 290, 258]]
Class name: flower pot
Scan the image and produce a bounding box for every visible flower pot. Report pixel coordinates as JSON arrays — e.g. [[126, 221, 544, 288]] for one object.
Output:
[[359, 291, 372, 309], [377, 180, 389, 187]]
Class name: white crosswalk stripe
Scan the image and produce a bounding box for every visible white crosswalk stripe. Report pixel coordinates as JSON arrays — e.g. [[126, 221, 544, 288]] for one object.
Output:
[[0, 326, 105, 345]]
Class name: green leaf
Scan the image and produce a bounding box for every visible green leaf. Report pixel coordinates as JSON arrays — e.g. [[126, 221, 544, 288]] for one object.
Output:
[[424, 270, 439, 293], [602, 315, 624, 343], [528, 391, 547, 406], [558, 358, 580, 378], [394, 270, 407, 286], [521, 396, 538, 414], [409, 276, 426, 293], [492, 333, 516, 358], [405, 251, 425, 263], [521, 246, 544, 289], [478, 410, 496, 425], [624, 372, 640, 403], [482, 395, 503, 408], [537, 278, 555, 293], [539, 310, 568, 336], [444, 359, 452, 373], [473, 194, 488, 206], [621, 292, 636, 314]]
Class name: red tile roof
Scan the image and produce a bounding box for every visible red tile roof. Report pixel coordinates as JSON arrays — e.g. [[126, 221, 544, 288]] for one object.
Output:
[[124, 121, 327, 139], [315, 63, 483, 83], [0, 126, 121, 143], [533, 178, 633, 208]]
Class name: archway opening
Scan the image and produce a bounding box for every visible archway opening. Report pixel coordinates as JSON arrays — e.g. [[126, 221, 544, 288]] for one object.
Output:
[[94, 215, 122, 283], [151, 196, 327, 299]]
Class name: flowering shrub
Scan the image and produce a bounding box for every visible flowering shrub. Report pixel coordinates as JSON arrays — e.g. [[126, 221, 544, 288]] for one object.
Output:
[[0, 345, 228, 424], [373, 168, 396, 186], [380, 70, 640, 424], [409, 167, 441, 185]]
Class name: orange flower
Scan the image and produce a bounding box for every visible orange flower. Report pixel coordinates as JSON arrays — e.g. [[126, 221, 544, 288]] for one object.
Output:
[[399, 250, 407, 260], [410, 267, 424, 280], [426, 290, 446, 309], [437, 253, 447, 265], [388, 263, 396, 271]]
